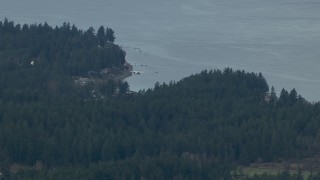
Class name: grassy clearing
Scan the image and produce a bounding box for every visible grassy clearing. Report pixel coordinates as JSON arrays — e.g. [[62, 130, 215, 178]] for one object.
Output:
[[233, 167, 311, 180]]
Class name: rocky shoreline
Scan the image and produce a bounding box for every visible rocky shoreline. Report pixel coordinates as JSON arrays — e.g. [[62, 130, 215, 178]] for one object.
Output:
[[74, 62, 133, 86], [107, 62, 133, 82]]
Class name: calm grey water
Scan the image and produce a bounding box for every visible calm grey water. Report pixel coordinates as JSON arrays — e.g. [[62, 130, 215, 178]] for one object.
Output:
[[1, 0, 320, 101]]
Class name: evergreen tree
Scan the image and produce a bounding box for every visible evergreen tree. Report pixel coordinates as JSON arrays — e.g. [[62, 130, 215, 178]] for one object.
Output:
[[270, 86, 277, 103], [97, 26, 105, 47], [106, 28, 115, 43], [289, 88, 298, 105]]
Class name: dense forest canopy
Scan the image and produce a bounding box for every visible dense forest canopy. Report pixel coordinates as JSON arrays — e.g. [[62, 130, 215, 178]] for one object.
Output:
[[0, 18, 124, 74], [1, 19, 320, 179], [0, 18, 129, 101]]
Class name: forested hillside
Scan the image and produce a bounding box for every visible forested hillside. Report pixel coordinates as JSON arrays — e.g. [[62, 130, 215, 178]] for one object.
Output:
[[1, 20, 320, 179], [0, 19, 128, 101], [0, 18, 124, 74]]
